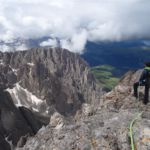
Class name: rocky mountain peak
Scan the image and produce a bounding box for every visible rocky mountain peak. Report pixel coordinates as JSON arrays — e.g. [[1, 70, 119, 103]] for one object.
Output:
[[1, 48, 100, 114], [18, 69, 150, 150], [0, 47, 101, 149]]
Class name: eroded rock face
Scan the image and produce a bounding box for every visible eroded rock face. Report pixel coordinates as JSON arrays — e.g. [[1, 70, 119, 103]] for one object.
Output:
[[0, 48, 101, 149], [18, 70, 150, 150], [1, 48, 100, 115]]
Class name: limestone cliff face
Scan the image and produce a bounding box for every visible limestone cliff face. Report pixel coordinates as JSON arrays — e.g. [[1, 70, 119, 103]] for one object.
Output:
[[19, 70, 150, 150], [1, 48, 99, 115], [0, 48, 101, 149]]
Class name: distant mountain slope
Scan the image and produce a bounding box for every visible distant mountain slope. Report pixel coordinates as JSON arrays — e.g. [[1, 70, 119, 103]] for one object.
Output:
[[1, 38, 150, 77], [91, 65, 119, 91], [82, 40, 150, 76]]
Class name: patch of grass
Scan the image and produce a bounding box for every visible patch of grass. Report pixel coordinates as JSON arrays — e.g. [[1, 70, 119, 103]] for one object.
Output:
[[91, 64, 119, 91], [92, 70, 112, 78], [92, 64, 115, 71], [103, 77, 119, 91]]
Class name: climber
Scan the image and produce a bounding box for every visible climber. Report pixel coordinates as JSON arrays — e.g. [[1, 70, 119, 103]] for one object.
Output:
[[133, 62, 150, 104]]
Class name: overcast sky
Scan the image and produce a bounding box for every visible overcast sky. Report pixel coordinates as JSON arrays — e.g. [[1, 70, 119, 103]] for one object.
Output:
[[0, 0, 150, 52]]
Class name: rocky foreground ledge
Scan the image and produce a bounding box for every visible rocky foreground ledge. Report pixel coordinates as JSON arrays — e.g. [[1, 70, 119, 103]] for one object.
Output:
[[17, 70, 150, 150]]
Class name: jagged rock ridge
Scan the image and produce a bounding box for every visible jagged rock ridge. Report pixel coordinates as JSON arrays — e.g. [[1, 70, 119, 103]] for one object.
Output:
[[18, 70, 150, 150], [0, 48, 101, 149]]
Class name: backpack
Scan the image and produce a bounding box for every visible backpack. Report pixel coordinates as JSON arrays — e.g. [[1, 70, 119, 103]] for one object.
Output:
[[144, 68, 150, 84]]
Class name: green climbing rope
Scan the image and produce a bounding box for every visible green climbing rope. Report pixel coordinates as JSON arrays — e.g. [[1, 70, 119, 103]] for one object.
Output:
[[129, 112, 143, 150]]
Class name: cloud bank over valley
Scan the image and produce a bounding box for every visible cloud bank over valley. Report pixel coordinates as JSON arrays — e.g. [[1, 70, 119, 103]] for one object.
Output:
[[0, 0, 150, 52]]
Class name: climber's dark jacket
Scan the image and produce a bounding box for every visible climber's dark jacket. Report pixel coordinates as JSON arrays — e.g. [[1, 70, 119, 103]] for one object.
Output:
[[139, 67, 150, 85], [134, 66, 150, 104]]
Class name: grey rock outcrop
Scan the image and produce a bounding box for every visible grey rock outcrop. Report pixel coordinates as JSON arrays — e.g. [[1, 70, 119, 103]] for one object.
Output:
[[18, 70, 150, 150], [0, 48, 101, 149], [1, 48, 100, 115]]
